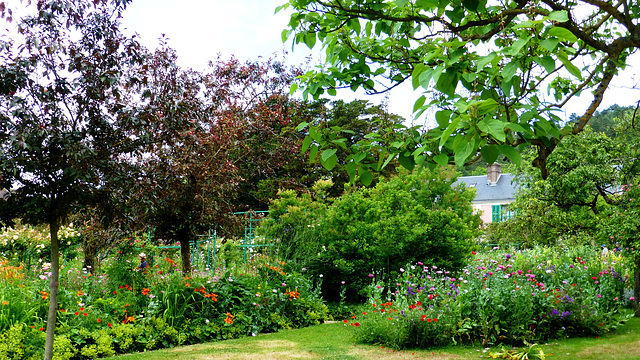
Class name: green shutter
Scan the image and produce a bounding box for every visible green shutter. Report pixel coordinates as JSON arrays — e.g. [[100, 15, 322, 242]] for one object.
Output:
[[492, 205, 501, 222]]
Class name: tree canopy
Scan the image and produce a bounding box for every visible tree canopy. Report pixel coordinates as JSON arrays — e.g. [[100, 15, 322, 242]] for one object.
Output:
[[0, 0, 146, 358], [281, 0, 640, 179]]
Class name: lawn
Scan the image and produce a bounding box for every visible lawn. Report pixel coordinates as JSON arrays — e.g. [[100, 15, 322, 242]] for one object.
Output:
[[115, 316, 640, 360]]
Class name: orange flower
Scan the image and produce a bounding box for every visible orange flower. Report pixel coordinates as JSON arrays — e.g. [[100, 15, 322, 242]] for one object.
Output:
[[224, 312, 234, 324], [284, 289, 299, 300], [77, 290, 84, 296], [1, 301, 8, 305], [141, 288, 150, 296], [40, 291, 49, 300], [204, 292, 219, 301], [185, 283, 191, 287]]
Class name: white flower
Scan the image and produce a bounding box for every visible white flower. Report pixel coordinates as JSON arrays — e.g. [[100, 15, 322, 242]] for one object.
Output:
[[319, 274, 323, 278], [400, 268, 405, 273]]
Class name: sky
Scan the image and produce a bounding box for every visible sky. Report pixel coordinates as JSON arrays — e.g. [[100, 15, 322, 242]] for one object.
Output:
[[5, 0, 638, 126], [119, 0, 640, 127]]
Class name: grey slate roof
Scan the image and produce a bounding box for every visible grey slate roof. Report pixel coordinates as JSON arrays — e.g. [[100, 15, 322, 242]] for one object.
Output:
[[456, 174, 518, 202]]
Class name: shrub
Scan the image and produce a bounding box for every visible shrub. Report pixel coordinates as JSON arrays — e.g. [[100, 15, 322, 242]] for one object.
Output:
[[263, 167, 481, 301]]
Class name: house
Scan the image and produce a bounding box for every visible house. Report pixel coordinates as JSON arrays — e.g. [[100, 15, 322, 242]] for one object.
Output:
[[457, 163, 517, 225]]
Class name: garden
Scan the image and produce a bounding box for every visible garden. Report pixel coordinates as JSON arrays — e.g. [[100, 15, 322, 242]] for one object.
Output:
[[1, 168, 638, 359], [3, 0, 640, 359]]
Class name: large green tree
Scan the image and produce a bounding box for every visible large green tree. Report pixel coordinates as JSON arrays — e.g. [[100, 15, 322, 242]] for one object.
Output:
[[281, 0, 640, 179], [0, 0, 147, 358], [490, 110, 640, 315]]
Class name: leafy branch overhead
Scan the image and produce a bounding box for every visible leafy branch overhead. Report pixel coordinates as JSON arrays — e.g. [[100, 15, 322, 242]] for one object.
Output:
[[280, 0, 640, 179]]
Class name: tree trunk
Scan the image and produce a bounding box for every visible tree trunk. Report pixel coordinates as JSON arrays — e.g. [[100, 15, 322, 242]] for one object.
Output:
[[179, 226, 192, 274], [634, 257, 640, 317], [83, 243, 97, 275], [44, 218, 60, 360]]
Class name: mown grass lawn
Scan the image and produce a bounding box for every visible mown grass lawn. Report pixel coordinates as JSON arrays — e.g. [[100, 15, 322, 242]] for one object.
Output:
[[114, 317, 640, 360]]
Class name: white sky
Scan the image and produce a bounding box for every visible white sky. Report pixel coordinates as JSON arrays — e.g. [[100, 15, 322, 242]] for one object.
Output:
[[5, 0, 639, 125]]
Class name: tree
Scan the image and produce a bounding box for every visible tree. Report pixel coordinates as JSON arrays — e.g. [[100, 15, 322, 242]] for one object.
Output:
[[262, 167, 481, 301], [281, 0, 640, 179], [490, 109, 640, 316], [0, 0, 146, 358]]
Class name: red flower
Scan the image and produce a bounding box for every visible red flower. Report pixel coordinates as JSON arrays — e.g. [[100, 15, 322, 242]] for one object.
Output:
[[97, 319, 101, 323], [108, 323, 112, 328], [39, 327, 44, 331], [83, 313, 87, 316], [113, 291, 117, 295], [119, 285, 123, 289], [434, 318, 438, 322], [75, 312, 79, 316], [80, 307, 84, 311], [592, 277, 598, 280], [343, 319, 348, 323], [354, 323, 360, 327], [472, 251, 477, 255]]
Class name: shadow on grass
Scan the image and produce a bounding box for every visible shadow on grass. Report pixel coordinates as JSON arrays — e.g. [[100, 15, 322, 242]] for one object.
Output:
[[114, 317, 640, 360]]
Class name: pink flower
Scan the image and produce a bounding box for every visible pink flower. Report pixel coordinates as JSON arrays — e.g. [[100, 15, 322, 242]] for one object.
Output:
[[631, 297, 636, 301]]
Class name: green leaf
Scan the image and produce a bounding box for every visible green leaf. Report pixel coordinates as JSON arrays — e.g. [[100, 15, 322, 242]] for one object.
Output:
[[480, 145, 500, 164], [346, 161, 357, 181], [395, 0, 410, 7], [321, 149, 337, 162], [505, 123, 528, 133], [416, 0, 439, 10], [549, 27, 578, 43], [435, 68, 459, 97], [398, 152, 415, 171], [322, 153, 338, 170], [486, 120, 506, 142], [502, 61, 518, 82], [502, 39, 528, 56], [539, 38, 559, 52], [359, 168, 373, 186], [381, 152, 396, 169], [327, 88, 337, 96], [477, 52, 496, 72], [309, 126, 323, 143], [304, 32, 317, 49], [498, 145, 522, 166], [454, 142, 474, 168], [434, 153, 449, 166], [300, 135, 312, 154], [296, 122, 309, 131], [413, 95, 427, 113], [547, 10, 569, 22], [353, 152, 366, 163], [440, 117, 460, 147], [281, 29, 292, 42], [533, 55, 556, 74], [412, 64, 426, 89], [419, 67, 434, 89], [309, 145, 319, 163], [557, 51, 582, 79]]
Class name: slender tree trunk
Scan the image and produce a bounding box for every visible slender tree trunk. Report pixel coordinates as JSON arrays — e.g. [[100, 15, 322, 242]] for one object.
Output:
[[44, 218, 60, 360], [179, 226, 192, 274], [634, 257, 640, 317]]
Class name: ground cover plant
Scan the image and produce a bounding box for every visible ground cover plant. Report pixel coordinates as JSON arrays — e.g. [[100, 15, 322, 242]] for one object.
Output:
[[0, 228, 329, 359], [347, 245, 633, 349]]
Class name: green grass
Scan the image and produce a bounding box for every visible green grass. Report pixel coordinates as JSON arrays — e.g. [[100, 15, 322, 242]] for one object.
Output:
[[113, 317, 640, 360]]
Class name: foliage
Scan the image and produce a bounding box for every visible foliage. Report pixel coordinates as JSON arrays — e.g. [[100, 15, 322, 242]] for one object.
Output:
[[348, 246, 631, 349], [0, 0, 154, 357], [281, 0, 640, 180], [0, 248, 330, 359], [262, 167, 481, 301]]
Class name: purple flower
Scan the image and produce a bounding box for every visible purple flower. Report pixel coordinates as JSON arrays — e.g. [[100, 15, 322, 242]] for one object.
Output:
[[368, 274, 374, 278]]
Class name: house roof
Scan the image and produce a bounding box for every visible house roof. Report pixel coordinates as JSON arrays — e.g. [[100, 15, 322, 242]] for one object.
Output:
[[456, 173, 518, 202]]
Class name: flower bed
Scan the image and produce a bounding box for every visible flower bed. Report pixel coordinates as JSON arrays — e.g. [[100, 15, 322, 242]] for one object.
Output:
[[0, 253, 329, 359], [347, 246, 631, 349]]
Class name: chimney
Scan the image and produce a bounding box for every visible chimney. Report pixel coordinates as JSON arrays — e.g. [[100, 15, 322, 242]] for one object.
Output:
[[487, 163, 502, 186]]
